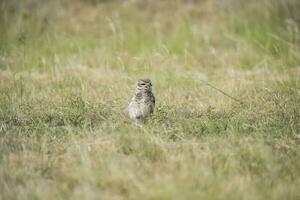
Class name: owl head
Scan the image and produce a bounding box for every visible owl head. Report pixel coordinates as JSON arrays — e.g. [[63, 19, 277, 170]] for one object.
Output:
[[136, 78, 152, 92]]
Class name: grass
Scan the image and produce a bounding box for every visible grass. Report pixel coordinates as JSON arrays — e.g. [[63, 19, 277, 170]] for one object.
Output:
[[0, 0, 300, 199]]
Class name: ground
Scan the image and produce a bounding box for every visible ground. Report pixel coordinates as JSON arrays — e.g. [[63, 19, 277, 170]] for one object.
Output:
[[0, 0, 300, 199]]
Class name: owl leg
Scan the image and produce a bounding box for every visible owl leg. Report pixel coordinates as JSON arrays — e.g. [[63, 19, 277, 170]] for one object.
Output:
[[135, 116, 145, 124]]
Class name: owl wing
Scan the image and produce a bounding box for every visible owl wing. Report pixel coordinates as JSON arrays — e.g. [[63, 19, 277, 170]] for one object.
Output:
[[150, 93, 155, 114]]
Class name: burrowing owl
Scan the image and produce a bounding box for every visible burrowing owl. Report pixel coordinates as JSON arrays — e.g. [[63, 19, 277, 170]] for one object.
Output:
[[128, 79, 155, 123]]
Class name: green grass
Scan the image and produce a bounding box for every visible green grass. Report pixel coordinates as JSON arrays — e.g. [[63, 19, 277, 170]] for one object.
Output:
[[0, 0, 300, 199]]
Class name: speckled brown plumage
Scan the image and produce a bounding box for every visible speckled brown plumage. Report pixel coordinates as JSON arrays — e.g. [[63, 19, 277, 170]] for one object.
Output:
[[128, 79, 155, 123]]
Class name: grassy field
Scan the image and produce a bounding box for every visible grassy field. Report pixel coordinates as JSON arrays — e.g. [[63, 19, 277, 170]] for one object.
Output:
[[0, 0, 300, 199]]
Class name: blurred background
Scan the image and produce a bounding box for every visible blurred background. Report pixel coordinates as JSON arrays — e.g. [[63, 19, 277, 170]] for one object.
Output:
[[1, 0, 299, 72]]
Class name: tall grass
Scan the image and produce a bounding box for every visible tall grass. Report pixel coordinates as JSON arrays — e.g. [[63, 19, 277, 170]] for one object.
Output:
[[0, 0, 300, 199]]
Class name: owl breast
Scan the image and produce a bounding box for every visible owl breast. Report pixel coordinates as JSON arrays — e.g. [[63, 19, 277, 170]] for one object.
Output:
[[128, 99, 152, 120]]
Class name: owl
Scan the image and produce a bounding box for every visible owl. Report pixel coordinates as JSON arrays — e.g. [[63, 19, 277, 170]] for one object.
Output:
[[128, 79, 155, 123]]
